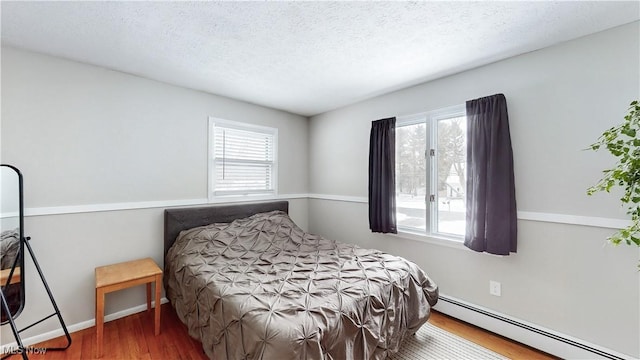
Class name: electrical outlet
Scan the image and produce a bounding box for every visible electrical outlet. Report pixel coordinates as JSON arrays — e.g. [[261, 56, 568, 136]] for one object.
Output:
[[489, 280, 501, 296]]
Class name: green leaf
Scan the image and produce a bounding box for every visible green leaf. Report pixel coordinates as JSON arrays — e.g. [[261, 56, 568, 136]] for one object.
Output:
[[588, 100, 640, 267]]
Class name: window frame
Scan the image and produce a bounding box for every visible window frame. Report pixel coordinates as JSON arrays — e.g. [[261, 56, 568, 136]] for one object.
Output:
[[396, 104, 466, 241], [207, 117, 278, 203]]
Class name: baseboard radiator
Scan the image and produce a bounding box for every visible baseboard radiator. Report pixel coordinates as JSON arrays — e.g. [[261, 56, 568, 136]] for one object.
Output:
[[436, 294, 634, 360]]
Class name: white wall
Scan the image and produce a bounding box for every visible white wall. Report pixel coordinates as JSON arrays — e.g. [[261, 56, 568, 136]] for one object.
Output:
[[308, 22, 640, 357], [0, 47, 309, 342]]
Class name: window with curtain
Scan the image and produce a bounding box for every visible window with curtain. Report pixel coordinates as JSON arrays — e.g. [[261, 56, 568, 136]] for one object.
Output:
[[208, 117, 277, 200], [395, 104, 467, 239]]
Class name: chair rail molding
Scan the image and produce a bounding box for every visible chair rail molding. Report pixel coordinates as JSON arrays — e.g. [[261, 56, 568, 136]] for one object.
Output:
[[12, 193, 628, 230]]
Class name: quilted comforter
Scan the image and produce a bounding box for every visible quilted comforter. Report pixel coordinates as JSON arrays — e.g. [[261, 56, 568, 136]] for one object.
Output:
[[165, 211, 438, 360]]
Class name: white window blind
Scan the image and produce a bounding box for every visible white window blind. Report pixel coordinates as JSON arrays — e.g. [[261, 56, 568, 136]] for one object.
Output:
[[209, 118, 277, 198]]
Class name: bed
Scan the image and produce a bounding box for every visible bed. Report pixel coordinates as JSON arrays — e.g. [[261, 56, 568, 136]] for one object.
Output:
[[164, 201, 438, 359]]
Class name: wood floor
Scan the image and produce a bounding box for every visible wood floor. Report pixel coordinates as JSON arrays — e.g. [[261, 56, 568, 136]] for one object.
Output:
[[9, 304, 556, 359], [428, 311, 557, 360]]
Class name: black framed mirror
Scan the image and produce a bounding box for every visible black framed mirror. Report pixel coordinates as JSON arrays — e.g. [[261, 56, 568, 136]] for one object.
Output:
[[1, 164, 26, 323]]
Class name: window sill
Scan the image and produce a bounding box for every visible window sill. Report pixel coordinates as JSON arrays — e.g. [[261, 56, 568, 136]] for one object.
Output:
[[208, 194, 278, 205], [390, 230, 469, 251]]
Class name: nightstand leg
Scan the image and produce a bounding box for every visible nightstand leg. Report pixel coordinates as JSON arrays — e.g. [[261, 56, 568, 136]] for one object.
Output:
[[146, 283, 151, 311], [154, 274, 161, 335], [96, 287, 105, 358]]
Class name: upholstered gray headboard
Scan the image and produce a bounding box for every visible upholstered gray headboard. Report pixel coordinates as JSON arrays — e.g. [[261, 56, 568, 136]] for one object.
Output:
[[163, 201, 289, 262]]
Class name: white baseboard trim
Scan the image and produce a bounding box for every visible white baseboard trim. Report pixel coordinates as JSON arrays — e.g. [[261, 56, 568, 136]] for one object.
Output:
[[435, 294, 635, 360], [0, 297, 169, 351], [4, 293, 633, 359]]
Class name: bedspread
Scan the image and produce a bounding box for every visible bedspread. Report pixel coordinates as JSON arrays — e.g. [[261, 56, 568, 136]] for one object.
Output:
[[166, 211, 438, 359]]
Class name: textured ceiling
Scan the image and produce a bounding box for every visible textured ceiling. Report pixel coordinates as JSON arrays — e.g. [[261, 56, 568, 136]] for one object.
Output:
[[1, 1, 639, 116]]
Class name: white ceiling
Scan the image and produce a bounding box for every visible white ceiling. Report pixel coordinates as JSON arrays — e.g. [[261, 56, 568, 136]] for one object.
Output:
[[2, 1, 639, 117]]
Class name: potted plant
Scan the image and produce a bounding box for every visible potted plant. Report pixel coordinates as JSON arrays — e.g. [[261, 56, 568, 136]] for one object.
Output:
[[587, 100, 640, 266]]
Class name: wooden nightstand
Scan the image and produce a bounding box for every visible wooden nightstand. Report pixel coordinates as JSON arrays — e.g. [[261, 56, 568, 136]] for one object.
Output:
[[95, 257, 162, 358]]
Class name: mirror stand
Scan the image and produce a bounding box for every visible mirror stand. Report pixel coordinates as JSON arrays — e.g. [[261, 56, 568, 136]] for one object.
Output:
[[1, 237, 72, 359], [0, 164, 71, 360]]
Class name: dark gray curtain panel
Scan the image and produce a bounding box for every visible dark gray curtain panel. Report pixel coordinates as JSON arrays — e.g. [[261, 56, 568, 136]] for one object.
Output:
[[465, 94, 517, 255], [368, 117, 397, 234]]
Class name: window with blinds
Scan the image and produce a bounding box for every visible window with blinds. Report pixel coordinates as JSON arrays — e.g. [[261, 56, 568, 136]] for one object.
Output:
[[208, 117, 277, 199]]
